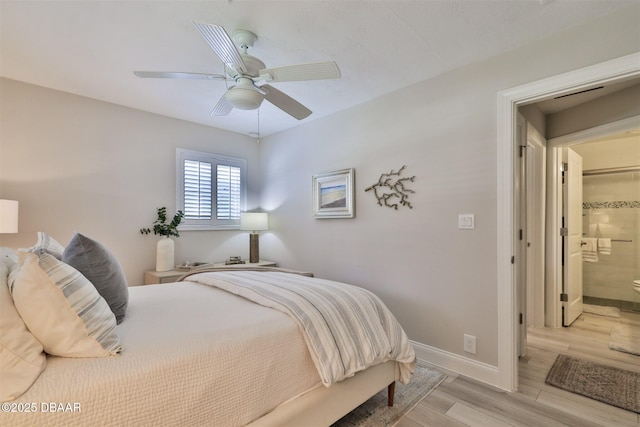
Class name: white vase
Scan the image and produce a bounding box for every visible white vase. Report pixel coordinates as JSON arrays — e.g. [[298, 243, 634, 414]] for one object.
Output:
[[156, 237, 174, 272]]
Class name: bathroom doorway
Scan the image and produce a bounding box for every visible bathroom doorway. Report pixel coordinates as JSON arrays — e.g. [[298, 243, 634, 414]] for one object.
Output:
[[576, 139, 640, 314], [549, 127, 640, 318]]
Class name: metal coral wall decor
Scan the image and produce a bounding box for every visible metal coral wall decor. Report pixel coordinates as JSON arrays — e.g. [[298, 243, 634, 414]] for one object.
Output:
[[365, 165, 415, 210]]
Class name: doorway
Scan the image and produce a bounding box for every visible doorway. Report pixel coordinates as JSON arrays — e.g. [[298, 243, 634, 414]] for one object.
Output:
[[544, 117, 640, 324], [496, 52, 640, 392]]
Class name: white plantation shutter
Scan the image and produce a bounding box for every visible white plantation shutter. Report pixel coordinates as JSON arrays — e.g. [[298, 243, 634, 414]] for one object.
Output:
[[177, 149, 246, 229], [216, 164, 241, 220], [184, 160, 212, 219]]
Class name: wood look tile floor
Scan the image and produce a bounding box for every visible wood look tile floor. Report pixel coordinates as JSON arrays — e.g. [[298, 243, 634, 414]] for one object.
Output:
[[398, 309, 640, 427]]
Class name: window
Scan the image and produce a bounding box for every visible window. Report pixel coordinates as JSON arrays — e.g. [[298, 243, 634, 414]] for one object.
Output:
[[177, 148, 247, 230]]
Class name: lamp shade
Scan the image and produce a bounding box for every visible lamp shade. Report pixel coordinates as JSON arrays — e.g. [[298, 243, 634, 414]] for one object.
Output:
[[0, 199, 19, 233], [240, 212, 268, 231]]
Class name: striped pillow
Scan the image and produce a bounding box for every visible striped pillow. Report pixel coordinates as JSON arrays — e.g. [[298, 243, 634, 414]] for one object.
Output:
[[30, 231, 65, 259], [9, 251, 121, 357]]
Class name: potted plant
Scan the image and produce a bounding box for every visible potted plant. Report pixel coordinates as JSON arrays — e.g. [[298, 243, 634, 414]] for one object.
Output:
[[140, 207, 185, 272]]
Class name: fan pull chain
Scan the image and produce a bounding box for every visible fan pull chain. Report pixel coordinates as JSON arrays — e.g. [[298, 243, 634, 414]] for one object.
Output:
[[256, 108, 260, 144]]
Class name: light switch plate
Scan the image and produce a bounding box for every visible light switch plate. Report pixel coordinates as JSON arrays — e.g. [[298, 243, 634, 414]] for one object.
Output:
[[458, 214, 475, 230]]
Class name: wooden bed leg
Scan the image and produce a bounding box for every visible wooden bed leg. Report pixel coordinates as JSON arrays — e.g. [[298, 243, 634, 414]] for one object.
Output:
[[387, 381, 396, 407]]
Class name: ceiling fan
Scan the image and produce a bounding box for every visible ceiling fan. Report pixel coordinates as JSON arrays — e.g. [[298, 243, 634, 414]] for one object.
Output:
[[134, 22, 341, 120]]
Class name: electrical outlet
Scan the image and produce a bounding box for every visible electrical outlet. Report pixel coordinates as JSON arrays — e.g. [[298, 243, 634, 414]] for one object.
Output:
[[464, 334, 477, 354]]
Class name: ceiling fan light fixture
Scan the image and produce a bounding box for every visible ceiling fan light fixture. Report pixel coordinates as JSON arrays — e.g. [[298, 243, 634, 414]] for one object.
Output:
[[225, 87, 264, 110], [225, 77, 264, 110]]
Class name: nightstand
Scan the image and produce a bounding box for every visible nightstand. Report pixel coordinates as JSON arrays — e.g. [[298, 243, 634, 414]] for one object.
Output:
[[144, 260, 277, 285], [144, 269, 185, 285]]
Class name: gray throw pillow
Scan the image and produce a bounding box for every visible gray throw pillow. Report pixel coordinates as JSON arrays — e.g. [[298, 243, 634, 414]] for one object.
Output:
[[62, 233, 128, 324]]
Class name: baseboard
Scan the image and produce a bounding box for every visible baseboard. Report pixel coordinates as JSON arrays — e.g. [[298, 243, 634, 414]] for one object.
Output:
[[411, 340, 500, 388]]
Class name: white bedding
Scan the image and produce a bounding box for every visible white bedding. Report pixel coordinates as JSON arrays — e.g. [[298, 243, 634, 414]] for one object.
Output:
[[1, 281, 321, 427], [183, 270, 416, 386]]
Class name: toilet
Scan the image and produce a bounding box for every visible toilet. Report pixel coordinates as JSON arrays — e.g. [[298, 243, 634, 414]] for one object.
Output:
[[634, 280, 640, 295]]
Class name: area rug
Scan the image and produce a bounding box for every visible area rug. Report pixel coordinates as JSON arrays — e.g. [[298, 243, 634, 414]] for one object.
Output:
[[332, 365, 447, 426], [609, 324, 640, 356], [583, 304, 621, 318], [545, 354, 640, 413]]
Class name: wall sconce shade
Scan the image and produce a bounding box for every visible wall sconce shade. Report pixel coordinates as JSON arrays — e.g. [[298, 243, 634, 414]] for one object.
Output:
[[0, 199, 19, 234], [240, 212, 268, 263], [240, 212, 268, 232]]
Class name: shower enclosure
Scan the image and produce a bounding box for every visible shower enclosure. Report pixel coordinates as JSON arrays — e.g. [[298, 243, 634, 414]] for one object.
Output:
[[582, 167, 640, 312]]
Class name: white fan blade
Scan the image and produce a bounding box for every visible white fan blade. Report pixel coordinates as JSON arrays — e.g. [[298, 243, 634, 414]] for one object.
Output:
[[259, 61, 340, 83], [211, 94, 233, 117], [134, 71, 227, 80], [262, 84, 312, 120], [192, 22, 247, 74]]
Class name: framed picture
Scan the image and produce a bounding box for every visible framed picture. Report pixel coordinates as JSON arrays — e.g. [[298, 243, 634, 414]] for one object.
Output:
[[312, 168, 355, 219]]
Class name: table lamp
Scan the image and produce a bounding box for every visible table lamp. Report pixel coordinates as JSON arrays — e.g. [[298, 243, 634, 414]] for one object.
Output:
[[240, 212, 268, 263], [0, 199, 19, 234]]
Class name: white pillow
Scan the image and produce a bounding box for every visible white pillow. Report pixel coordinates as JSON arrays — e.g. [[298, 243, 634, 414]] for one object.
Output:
[[0, 249, 46, 401], [1, 247, 18, 264], [10, 251, 121, 357]]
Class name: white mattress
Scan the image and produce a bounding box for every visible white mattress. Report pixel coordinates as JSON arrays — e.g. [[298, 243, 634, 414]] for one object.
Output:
[[1, 281, 321, 427]]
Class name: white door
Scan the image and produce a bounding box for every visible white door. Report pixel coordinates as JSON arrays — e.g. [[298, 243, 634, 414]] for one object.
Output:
[[516, 114, 527, 356], [562, 147, 583, 326]]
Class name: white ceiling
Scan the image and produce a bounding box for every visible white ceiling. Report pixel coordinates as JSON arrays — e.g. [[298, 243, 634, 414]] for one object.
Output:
[[1, 0, 636, 137]]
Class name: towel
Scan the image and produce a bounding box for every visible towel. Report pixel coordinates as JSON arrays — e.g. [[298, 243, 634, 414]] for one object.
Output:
[[598, 238, 611, 255], [582, 238, 598, 262]]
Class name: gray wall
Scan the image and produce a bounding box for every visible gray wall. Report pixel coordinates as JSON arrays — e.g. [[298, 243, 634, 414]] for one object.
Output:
[[0, 79, 261, 285], [258, 6, 639, 369]]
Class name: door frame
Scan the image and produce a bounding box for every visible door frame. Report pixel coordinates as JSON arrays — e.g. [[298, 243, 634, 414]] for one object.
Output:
[[496, 52, 640, 392]]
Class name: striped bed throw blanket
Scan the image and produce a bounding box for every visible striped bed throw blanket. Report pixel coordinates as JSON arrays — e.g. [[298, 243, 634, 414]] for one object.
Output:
[[183, 270, 416, 386]]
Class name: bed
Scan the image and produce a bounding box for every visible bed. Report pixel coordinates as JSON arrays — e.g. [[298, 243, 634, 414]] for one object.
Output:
[[1, 236, 415, 427]]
